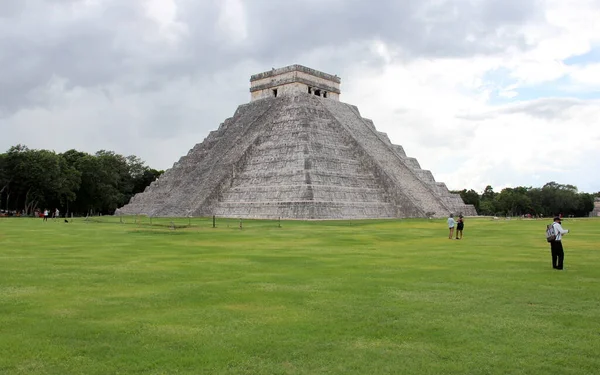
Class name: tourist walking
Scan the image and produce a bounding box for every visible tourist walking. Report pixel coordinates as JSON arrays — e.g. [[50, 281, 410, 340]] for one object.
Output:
[[549, 216, 570, 270], [43, 209, 49, 221], [447, 214, 455, 239], [456, 215, 464, 239]]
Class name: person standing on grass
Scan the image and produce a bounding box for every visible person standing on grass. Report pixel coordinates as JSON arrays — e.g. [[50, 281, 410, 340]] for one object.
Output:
[[43, 209, 49, 221], [447, 213, 455, 239], [549, 216, 570, 270], [456, 215, 464, 239]]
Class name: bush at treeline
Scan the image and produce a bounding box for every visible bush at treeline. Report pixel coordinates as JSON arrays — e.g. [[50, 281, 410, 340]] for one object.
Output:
[[0, 145, 163, 216], [454, 183, 597, 217]]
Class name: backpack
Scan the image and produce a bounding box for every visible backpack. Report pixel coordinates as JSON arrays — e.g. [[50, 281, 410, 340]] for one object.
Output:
[[546, 223, 556, 242]]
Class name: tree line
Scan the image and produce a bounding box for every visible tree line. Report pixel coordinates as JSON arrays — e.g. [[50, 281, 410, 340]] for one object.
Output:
[[0, 145, 163, 216], [454, 182, 597, 217]]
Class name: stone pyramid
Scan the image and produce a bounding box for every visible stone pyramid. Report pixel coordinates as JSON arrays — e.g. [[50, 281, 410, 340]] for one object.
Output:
[[118, 65, 476, 219]]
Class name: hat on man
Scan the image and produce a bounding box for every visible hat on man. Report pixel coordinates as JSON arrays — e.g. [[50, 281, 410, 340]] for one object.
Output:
[[553, 216, 561, 222]]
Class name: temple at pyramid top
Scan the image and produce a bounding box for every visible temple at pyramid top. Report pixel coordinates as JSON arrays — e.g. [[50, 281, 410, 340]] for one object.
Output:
[[250, 64, 341, 101]]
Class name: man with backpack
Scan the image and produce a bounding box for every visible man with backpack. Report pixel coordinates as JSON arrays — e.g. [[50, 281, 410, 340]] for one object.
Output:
[[548, 216, 570, 270]]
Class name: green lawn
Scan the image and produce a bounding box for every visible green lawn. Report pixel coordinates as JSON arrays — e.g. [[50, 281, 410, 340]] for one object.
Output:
[[1, 216, 599, 375]]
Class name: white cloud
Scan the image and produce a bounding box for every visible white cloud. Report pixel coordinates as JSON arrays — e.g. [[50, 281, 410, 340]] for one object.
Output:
[[216, 0, 248, 44], [500, 0, 600, 89], [144, 0, 188, 43]]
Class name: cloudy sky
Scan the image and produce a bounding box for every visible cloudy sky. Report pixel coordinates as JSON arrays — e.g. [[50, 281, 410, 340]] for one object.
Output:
[[1, 0, 599, 193]]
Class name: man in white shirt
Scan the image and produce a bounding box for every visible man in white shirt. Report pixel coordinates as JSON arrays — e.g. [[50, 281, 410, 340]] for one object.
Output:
[[550, 216, 570, 270], [447, 214, 455, 239]]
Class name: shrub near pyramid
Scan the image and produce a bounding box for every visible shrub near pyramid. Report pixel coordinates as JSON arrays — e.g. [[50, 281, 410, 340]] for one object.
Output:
[[118, 65, 476, 219]]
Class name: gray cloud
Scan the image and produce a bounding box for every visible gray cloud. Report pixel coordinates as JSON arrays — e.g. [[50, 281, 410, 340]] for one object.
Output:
[[499, 98, 590, 120], [0, 0, 543, 114], [0, 0, 552, 174], [0, 0, 26, 19], [456, 98, 591, 121], [233, 0, 540, 60]]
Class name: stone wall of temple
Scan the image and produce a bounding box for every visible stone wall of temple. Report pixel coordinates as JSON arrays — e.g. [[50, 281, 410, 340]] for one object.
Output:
[[250, 82, 340, 101], [250, 65, 341, 102]]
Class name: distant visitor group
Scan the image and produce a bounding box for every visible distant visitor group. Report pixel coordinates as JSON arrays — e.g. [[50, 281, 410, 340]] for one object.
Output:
[[447, 213, 464, 240], [37, 208, 60, 221]]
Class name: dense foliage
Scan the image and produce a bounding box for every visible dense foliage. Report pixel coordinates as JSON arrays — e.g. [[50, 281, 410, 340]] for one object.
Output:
[[0, 145, 163, 216], [454, 183, 597, 217]]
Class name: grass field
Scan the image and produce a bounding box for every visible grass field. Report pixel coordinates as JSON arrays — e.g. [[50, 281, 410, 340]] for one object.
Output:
[[1, 216, 599, 375]]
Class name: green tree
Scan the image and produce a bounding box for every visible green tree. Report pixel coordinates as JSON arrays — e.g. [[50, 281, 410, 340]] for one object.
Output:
[[0, 153, 8, 211], [481, 185, 496, 201], [53, 156, 81, 210], [496, 187, 533, 216], [3, 145, 33, 212], [478, 185, 498, 215], [541, 182, 579, 217], [576, 193, 594, 217], [1, 145, 159, 215], [73, 154, 109, 215], [525, 188, 543, 216]]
